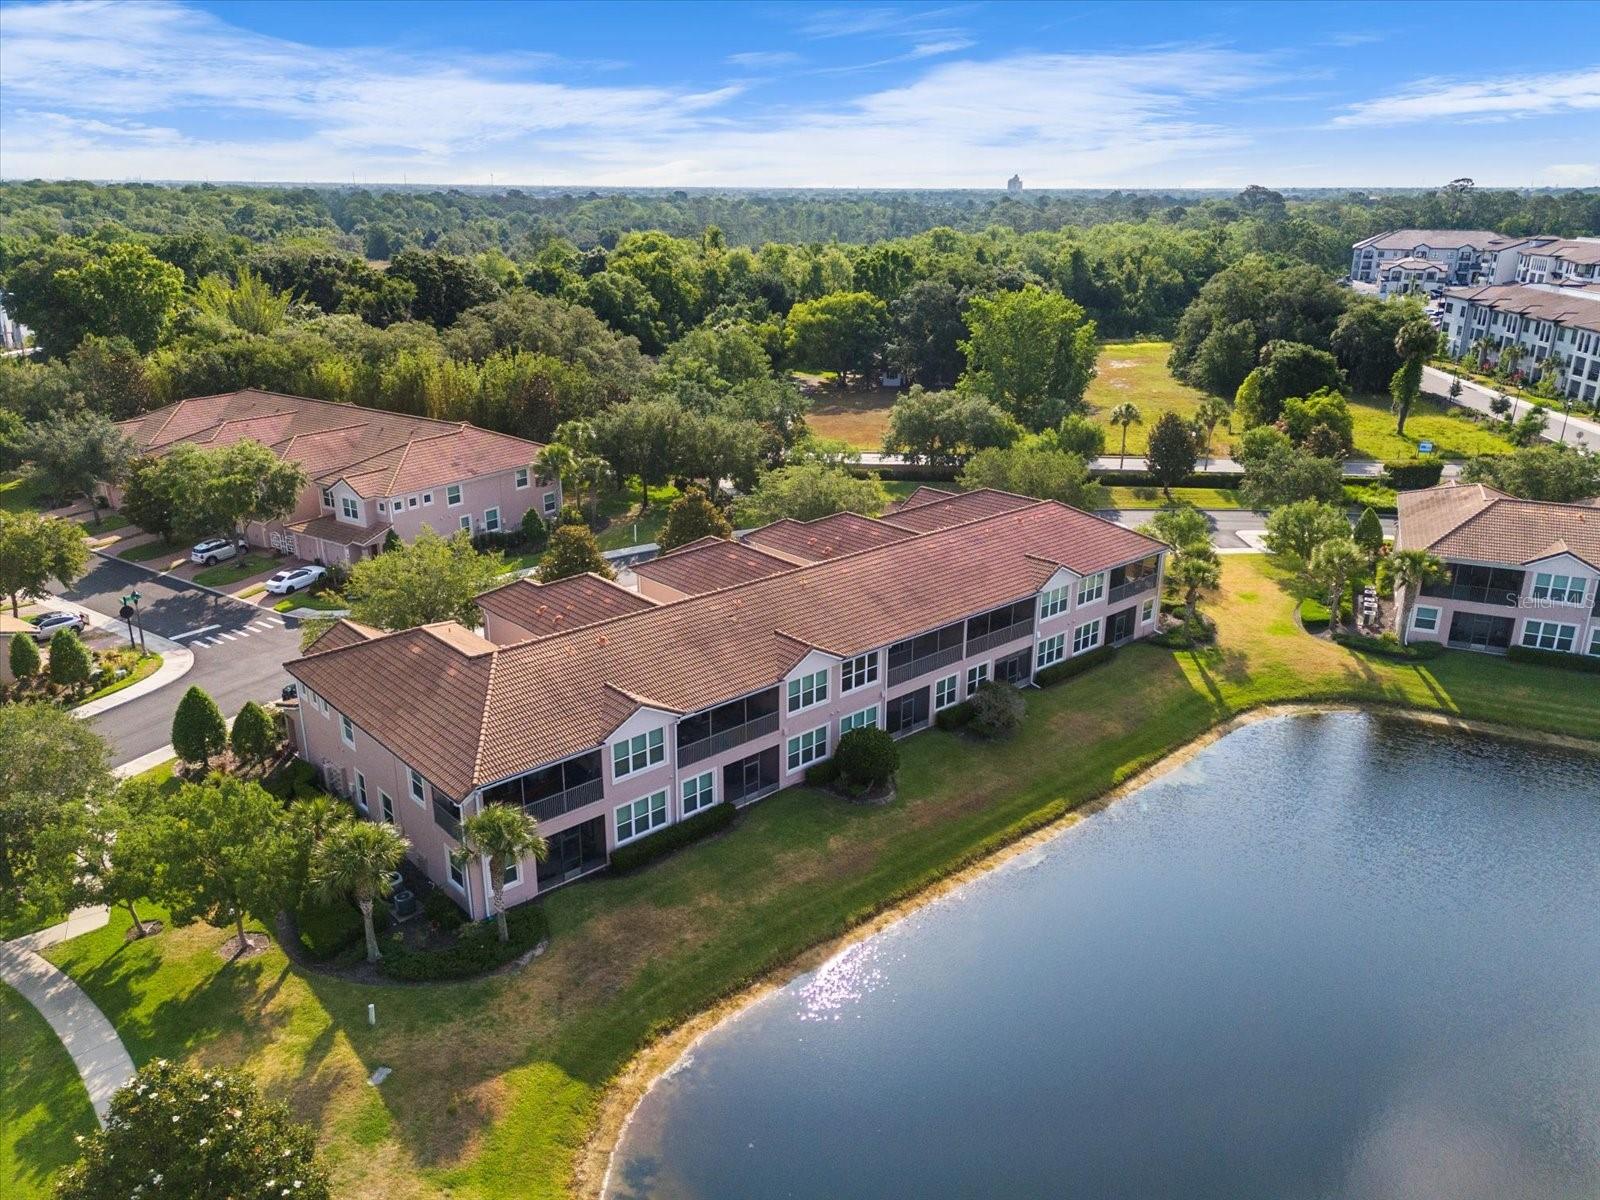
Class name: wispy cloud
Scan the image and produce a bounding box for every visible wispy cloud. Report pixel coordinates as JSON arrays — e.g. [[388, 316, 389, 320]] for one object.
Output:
[[795, 5, 973, 39], [909, 39, 976, 58], [1323, 31, 1385, 48], [1539, 162, 1600, 187], [726, 50, 804, 69], [1332, 67, 1600, 126]]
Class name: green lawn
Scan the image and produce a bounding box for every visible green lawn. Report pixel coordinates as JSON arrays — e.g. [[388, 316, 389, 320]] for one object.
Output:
[[1347, 393, 1515, 460], [1104, 486, 1245, 511], [29, 554, 1600, 1200], [119, 539, 187, 564], [0, 472, 52, 516], [1, 982, 97, 1199], [273, 591, 349, 614], [1084, 341, 1216, 458], [192, 555, 275, 588], [595, 481, 679, 550], [76, 510, 130, 534]]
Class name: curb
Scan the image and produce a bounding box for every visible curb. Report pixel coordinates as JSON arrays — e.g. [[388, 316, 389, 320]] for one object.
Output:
[[90, 547, 297, 613], [34, 599, 195, 718]]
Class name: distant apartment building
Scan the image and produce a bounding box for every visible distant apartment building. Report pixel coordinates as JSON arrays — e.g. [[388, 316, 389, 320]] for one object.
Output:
[[286, 488, 1167, 918], [1349, 229, 1529, 286], [0, 301, 28, 351], [1514, 238, 1600, 286], [112, 390, 560, 564], [1376, 256, 1453, 299], [1396, 483, 1600, 656], [1437, 281, 1600, 404]]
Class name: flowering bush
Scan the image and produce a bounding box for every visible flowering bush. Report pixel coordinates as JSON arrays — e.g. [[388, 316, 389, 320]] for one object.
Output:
[[56, 1059, 329, 1200]]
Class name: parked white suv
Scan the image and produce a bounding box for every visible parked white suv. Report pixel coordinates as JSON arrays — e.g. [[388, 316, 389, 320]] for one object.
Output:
[[190, 538, 244, 566], [263, 565, 327, 595], [30, 610, 88, 642]]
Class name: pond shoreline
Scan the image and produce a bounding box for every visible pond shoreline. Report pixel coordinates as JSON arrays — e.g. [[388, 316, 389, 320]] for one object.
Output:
[[577, 700, 1600, 1198]]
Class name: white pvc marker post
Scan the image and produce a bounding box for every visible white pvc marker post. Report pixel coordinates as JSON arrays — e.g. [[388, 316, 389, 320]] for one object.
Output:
[[368, 1002, 377, 1027]]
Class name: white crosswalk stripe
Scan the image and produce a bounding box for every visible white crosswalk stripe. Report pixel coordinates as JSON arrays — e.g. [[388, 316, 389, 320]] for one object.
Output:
[[247, 621, 275, 632]]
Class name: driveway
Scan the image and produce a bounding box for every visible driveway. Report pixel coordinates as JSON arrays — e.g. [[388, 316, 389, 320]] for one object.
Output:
[[1423, 366, 1600, 450], [57, 553, 305, 767]]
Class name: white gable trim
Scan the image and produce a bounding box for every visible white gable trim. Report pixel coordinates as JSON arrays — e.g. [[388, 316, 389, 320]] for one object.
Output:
[[605, 704, 679, 747], [784, 647, 842, 682]]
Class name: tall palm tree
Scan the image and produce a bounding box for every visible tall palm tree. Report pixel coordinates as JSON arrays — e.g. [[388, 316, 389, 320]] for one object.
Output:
[[1108, 402, 1142, 469], [1194, 397, 1231, 468], [1388, 549, 1446, 645], [455, 804, 547, 943], [1470, 335, 1493, 371], [312, 820, 409, 963], [1168, 553, 1220, 626]]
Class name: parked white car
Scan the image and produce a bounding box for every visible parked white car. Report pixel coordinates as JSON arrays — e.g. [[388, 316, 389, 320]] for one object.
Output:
[[190, 538, 244, 566], [30, 610, 87, 641], [263, 565, 327, 595]]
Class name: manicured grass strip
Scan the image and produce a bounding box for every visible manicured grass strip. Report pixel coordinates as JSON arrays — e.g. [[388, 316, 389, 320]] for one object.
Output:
[[35, 554, 1600, 1200], [1104, 486, 1244, 510], [119, 539, 186, 564], [76, 511, 130, 533], [192, 555, 275, 587], [73, 653, 162, 707], [0, 981, 97, 1199], [272, 592, 348, 613], [0, 472, 52, 516]]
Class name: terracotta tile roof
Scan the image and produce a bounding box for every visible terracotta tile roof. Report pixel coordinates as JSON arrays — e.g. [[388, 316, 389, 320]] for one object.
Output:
[[288, 498, 1166, 795], [118, 390, 543, 499], [886, 485, 958, 513], [1441, 282, 1600, 330], [742, 511, 914, 562], [476, 574, 655, 639], [285, 513, 391, 546], [631, 538, 795, 595], [1398, 482, 1600, 568], [303, 619, 384, 656], [878, 488, 1038, 533]]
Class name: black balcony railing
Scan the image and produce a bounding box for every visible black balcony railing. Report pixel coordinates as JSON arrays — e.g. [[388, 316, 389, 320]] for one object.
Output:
[[886, 644, 964, 687], [1420, 582, 1520, 607], [1108, 573, 1159, 604], [966, 619, 1036, 657], [432, 797, 461, 840], [678, 712, 780, 767], [525, 778, 604, 823]]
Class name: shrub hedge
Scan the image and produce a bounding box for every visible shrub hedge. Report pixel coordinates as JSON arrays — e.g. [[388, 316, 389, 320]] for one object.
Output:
[[833, 726, 899, 788], [804, 760, 841, 787], [1383, 459, 1445, 489], [1035, 644, 1116, 686], [609, 801, 736, 874], [1332, 630, 1444, 661], [294, 896, 389, 961], [376, 902, 549, 981], [967, 680, 1025, 739], [1507, 645, 1600, 674], [935, 700, 975, 730], [265, 758, 321, 801]]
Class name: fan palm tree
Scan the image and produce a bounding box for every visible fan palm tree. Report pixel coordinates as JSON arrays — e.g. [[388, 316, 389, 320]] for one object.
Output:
[[312, 820, 409, 963], [1388, 549, 1446, 645], [1194, 397, 1231, 468], [1108, 402, 1142, 469], [455, 804, 547, 943], [1470, 336, 1493, 371], [1308, 538, 1364, 630], [1168, 553, 1220, 626]]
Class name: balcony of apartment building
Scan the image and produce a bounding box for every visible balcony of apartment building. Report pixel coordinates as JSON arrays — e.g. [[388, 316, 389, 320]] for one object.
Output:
[[432, 790, 463, 840], [1421, 563, 1526, 608], [677, 686, 782, 768], [964, 598, 1038, 658], [481, 750, 605, 824], [886, 621, 966, 687], [1108, 555, 1162, 605]]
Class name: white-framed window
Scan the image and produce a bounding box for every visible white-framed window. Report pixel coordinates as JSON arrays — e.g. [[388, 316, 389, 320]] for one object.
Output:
[[340, 714, 355, 747], [379, 791, 394, 824], [406, 496, 418, 510], [1036, 633, 1066, 669], [1522, 620, 1576, 652], [543, 492, 557, 514], [422, 492, 433, 506], [355, 771, 368, 812], [448, 856, 465, 890], [787, 668, 828, 713], [966, 663, 989, 696], [841, 652, 878, 693], [1412, 606, 1440, 633], [304, 687, 328, 716], [409, 768, 426, 806], [1141, 599, 1155, 624], [515, 467, 529, 489], [681, 770, 715, 816], [787, 726, 828, 773], [447, 484, 462, 506], [840, 705, 878, 735], [615, 790, 667, 844], [612, 728, 665, 780], [321, 487, 334, 507], [459, 515, 472, 531], [503, 861, 521, 887], [1589, 627, 1600, 657], [1039, 584, 1069, 619], [341, 495, 360, 520], [1076, 572, 1105, 605], [1073, 619, 1102, 655], [1532, 572, 1587, 605], [377, 501, 387, 514], [484, 507, 501, 532], [934, 674, 959, 710]]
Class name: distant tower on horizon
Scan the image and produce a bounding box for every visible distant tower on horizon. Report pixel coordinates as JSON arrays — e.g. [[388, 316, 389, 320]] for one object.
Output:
[[1007, 174, 1023, 194]]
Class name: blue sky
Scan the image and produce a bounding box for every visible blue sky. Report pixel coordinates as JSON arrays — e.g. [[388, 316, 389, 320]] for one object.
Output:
[[0, 0, 1595, 188]]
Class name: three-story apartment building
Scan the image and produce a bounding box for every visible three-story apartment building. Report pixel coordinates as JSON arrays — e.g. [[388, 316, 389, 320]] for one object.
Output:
[[1350, 229, 1528, 286], [1438, 281, 1600, 405], [286, 490, 1166, 917], [1396, 483, 1600, 657], [113, 389, 561, 563]]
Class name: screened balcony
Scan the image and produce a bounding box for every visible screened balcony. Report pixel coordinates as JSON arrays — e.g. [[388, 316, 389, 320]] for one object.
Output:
[[677, 686, 781, 767], [965, 598, 1037, 657], [1420, 563, 1525, 607], [1109, 555, 1161, 604], [887, 621, 965, 686], [481, 750, 605, 824]]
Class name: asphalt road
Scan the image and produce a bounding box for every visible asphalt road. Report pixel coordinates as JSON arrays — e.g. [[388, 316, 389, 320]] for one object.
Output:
[[58, 553, 305, 765], [1422, 365, 1600, 450], [1098, 507, 1396, 549]]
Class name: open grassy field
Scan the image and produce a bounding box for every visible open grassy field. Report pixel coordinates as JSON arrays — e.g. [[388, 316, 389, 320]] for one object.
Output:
[[1084, 341, 1214, 457], [25, 554, 1600, 1200], [1, 982, 97, 1200], [805, 385, 901, 449], [1346, 393, 1515, 460]]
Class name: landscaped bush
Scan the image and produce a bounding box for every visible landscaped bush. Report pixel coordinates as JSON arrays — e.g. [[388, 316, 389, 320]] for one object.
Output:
[[1299, 596, 1331, 633], [265, 757, 321, 800], [833, 726, 899, 789], [1148, 615, 1217, 648], [1507, 645, 1600, 674], [520, 507, 551, 549], [804, 760, 841, 788], [471, 527, 529, 552], [376, 902, 549, 981], [935, 699, 974, 730], [966, 681, 1025, 739], [1035, 644, 1116, 686], [1332, 630, 1444, 661], [423, 888, 468, 929], [295, 894, 389, 961], [609, 801, 736, 874], [1384, 459, 1445, 489]]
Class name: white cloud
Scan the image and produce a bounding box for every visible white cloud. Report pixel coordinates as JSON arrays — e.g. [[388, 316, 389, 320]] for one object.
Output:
[[1539, 162, 1600, 187], [908, 38, 976, 58], [1333, 67, 1600, 126], [726, 50, 804, 69]]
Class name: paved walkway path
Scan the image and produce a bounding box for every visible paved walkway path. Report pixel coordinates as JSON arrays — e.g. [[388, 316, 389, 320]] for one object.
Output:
[[1423, 365, 1600, 449], [0, 906, 133, 1125]]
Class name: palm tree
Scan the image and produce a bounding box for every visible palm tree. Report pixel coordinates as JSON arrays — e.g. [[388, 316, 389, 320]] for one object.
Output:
[[1108, 402, 1142, 469], [1387, 549, 1446, 645], [455, 804, 547, 943], [1308, 538, 1364, 630], [541, 420, 608, 524], [1194, 397, 1231, 469], [1470, 335, 1493, 372], [312, 820, 409, 963], [1168, 554, 1220, 627]]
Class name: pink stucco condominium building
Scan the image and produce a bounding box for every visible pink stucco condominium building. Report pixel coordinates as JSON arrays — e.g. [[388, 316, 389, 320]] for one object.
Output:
[[112, 390, 561, 564], [285, 487, 1167, 920], [1396, 483, 1600, 656]]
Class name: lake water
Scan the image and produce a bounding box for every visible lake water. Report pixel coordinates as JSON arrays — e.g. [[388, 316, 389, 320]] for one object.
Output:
[[605, 713, 1600, 1200]]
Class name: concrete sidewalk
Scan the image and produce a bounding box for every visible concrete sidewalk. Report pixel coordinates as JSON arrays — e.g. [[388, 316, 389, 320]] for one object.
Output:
[[0, 906, 133, 1124], [34, 597, 194, 719]]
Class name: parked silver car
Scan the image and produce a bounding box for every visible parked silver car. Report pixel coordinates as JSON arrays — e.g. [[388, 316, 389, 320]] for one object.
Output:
[[190, 538, 245, 566], [30, 610, 87, 641]]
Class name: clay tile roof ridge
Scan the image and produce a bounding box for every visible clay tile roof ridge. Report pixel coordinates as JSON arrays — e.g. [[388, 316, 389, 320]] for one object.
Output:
[[600, 681, 682, 714]]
